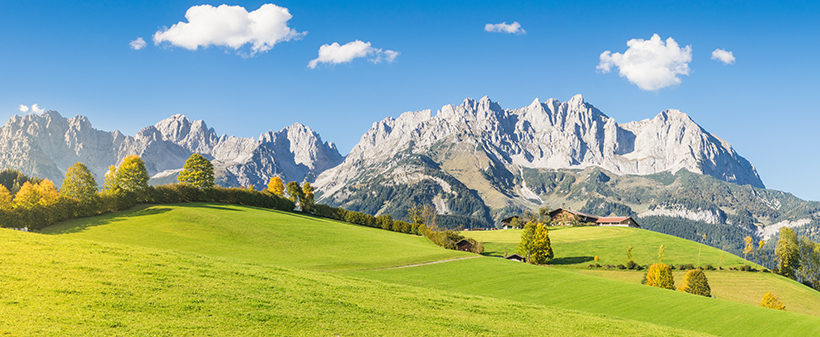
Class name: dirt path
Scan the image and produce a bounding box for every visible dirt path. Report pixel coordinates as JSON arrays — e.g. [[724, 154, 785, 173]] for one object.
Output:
[[382, 255, 481, 270]]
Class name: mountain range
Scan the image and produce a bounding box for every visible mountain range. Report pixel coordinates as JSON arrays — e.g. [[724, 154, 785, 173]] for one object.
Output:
[[2, 95, 818, 253]]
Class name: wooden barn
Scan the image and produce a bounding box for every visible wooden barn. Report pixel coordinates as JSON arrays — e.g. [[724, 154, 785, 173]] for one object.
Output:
[[596, 217, 640, 228], [456, 239, 473, 252], [504, 254, 526, 262], [548, 208, 599, 225]]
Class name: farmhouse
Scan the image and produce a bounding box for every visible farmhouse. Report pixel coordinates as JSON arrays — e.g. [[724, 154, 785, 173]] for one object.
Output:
[[500, 216, 522, 229], [504, 254, 526, 262], [456, 239, 473, 252], [546, 208, 640, 228]]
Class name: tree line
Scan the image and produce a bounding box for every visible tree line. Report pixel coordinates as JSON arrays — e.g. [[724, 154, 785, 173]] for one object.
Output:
[[0, 153, 480, 254]]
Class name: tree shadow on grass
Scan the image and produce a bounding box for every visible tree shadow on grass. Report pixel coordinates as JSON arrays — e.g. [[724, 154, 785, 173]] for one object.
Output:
[[550, 256, 595, 265], [41, 204, 173, 235]]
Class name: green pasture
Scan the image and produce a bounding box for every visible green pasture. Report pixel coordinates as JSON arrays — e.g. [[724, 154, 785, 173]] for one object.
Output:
[[0, 229, 708, 336], [349, 257, 820, 337], [42, 203, 465, 271], [464, 227, 753, 268]]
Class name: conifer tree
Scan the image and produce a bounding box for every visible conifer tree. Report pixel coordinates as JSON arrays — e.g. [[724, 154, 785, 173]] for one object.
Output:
[[177, 153, 215, 189], [646, 263, 675, 290], [60, 162, 99, 201], [529, 223, 554, 264], [677, 269, 711, 297], [267, 176, 285, 197], [518, 222, 536, 260]]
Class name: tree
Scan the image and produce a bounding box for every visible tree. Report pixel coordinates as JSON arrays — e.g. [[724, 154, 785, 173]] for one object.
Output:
[[0, 184, 12, 208], [177, 153, 214, 189], [301, 182, 315, 212], [528, 223, 553, 264], [510, 216, 522, 229], [537, 205, 550, 223], [743, 236, 754, 263], [658, 244, 666, 264], [13, 180, 59, 208], [677, 269, 711, 297], [60, 162, 99, 201], [267, 176, 285, 197], [102, 165, 119, 193], [627, 245, 634, 262], [407, 203, 424, 226], [760, 292, 786, 311], [646, 263, 675, 290], [757, 240, 767, 267], [518, 222, 536, 261], [116, 155, 149, 192], [286, 181, 303, 204], [797, 237, 820, 289], [775, 227, 800, 279], [421, 204, 437, 229]]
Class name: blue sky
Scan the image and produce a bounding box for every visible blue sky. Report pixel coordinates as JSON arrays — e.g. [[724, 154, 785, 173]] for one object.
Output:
[[1, 1, 819, 200]]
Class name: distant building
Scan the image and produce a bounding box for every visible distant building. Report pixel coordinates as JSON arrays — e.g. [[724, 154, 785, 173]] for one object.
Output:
[[504, 254, 526, 262], [596, 217, 640, 228], [548, 208, 640, 228], [500, 216, 522, 229], [456, 239, 473, 252]]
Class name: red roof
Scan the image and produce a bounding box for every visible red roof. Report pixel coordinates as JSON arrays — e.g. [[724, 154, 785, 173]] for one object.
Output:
[[596, 217, 631, 223]]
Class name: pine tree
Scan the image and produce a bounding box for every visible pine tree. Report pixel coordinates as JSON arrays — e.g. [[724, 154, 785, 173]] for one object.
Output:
[[116, 155, 149, 192], [760, 292, 786, 311], [267, 176, 285, 197], [646, 263, 675, 290], [60, 162, 99, 201], [677, 269, 711, 297], [177, 153, 215, 189]]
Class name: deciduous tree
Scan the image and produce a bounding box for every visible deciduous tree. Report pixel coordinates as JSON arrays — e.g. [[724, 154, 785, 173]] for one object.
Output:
[[177, 153, 214, 189], [646, 263, 675, 290], [13, 180, 59, 208], [286, 181, 303, 203], [677, 269, 711, 297], [658, 244, 666, 264], [743, 236, 754, 262], [102, 165, 119, 193], [301, 182, 315, 212], [518, 222, 536, 260], [116, 155, 149, 192], [776, 227, 800, 279], [60, 162, 99, 201], [760, 292, 785, 311], [0, 185, 11, 207], [267, 176, 285, 197]]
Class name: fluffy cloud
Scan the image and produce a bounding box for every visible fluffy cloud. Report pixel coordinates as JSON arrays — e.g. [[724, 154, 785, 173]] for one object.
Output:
[[308, 40, 399, 69], [597, 34, 692, 91], [19, 104, 44, 114], [484, 22, 525, 35], [130, 37, 146, 50], [153, 4, 305, 57], [711, 48, 735, 64]]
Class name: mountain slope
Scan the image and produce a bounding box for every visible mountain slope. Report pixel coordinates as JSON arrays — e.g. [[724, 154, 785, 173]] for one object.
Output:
[[0, 112, 343, 187]]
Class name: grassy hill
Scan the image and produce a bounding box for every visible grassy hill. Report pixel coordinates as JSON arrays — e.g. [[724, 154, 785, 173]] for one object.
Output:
[[2, 229, 707, 336], [461, 227, 820, 317], [13, 203, 820, 336], [42, 203, 466, 271]]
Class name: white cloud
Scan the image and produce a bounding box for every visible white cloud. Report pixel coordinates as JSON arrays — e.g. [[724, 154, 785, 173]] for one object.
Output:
[[130, 37, 147, 50], [597, 34, 693, 91], [30, 104, 44, 113], [308, 40, 399, 69], [711, 48, 735, 64], [153, 4, 306, 57], [484, 22, 525, 35], [18, 105, 29, 113]]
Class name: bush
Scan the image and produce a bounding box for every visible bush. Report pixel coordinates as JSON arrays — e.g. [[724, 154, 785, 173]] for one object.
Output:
[[678, 269, 711, 297], [703, 264, 716, 271], [616, 264, 626, 270], [684, 264, 695, 270], [626, 260, 638, 270], [646, 263, 675, 290]]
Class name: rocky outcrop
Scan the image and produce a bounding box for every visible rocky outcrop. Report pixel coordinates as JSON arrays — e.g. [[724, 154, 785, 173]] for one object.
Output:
[[316, 94, 764, 203], [0, 112, 343, 187]]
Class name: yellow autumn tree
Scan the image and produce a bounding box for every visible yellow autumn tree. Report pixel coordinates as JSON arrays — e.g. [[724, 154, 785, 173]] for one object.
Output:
[[529, 223, 554, 264], [743, 236, 754, 262], [646, 263, 675, 290], [301, 182, 315, 212], [116, 155, 149, 192], [267, 176, 285, 197], [0, 184, 12, 208], [60, 162, 99, 201], [177, 153, 215, 189], [13, 180, 59, 208], [760, 292, 786, 311]]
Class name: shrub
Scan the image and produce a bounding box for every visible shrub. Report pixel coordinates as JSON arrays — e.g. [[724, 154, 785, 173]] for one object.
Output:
[[684, 264, 695, 270], [760, 292, 786, 311], [646, 263, 675, 290], [626, 260, 638, 270], [616, 264, 626, 270], [703, 264, 716, 271], [677, 269, 711, 297]]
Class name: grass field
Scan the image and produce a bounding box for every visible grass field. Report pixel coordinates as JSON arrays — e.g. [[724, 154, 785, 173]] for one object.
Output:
[[349, 257, 820, 337], [0, 228, 708, 336], [12, 203, 820, 336], [42, 203, 466, 271], [463, 227, 753, 268]]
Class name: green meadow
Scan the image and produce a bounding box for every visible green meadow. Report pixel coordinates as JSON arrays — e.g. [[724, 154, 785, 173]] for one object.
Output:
[[2, 203, 818, 335]]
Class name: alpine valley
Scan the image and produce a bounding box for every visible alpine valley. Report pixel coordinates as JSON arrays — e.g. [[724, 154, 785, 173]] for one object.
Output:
[[2, 95, 818, 255]]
